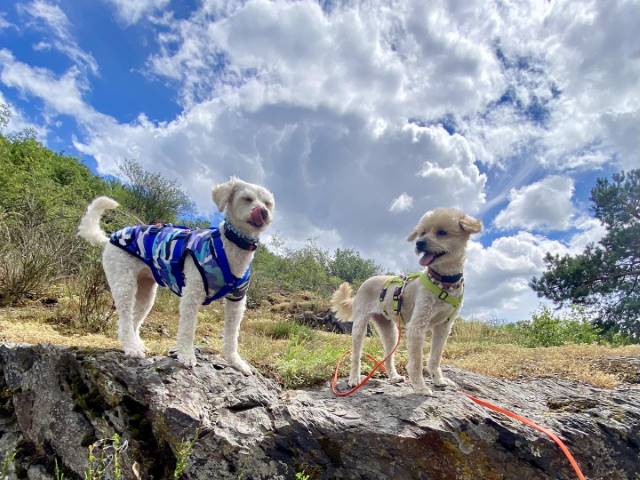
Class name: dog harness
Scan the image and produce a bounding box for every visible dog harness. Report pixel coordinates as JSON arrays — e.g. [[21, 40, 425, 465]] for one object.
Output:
[[109, 223, 251, 305], [379, 271, 463, 317]]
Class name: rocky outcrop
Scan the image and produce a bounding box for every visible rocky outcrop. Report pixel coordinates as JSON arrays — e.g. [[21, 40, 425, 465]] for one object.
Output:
[[1, 343, 639, 479], [295, 309, 371, 336]]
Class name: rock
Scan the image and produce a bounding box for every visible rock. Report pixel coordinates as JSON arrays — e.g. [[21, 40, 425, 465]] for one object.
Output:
[[295, 309, 372, 336], [27, 465, 54, 480], [1, 343, 639, 479]]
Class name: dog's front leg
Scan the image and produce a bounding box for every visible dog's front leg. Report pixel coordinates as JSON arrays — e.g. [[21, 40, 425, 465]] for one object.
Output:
[[406, 320, 432, 395], [175, 258, 206, 367], [223, 297, 252, 375], [428, 319, 456, 387]]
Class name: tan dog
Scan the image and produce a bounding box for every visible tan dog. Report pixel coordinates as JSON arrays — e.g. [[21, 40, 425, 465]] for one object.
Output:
[[331, 208, 482, 394]]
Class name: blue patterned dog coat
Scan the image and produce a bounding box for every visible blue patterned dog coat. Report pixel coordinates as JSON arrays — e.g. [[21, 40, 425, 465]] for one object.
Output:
[[109, 223, 251, 304]]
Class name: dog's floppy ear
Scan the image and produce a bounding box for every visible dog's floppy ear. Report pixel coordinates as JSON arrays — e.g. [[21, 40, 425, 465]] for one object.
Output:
[[459, 215, 483, 234], [212, 178, 238, 212], [406, 227, 419, 242]]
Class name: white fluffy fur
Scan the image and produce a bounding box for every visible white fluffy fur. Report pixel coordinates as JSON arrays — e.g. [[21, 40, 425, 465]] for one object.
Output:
[[78, 178, 275, 373], [77, 196, 119, 245], [331, 208, 482, 395]]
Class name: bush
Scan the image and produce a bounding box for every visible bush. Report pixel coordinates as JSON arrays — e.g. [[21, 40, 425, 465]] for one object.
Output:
[[278, 241, 341, 294], [507, 306, 602, 347], [249, 240, 342, 307], [112, 159, 195, 223], [54, 248, 115, 332], [0, 202, 79, 306], [0, 133, 107, 227], [328, 248, 381, 287]]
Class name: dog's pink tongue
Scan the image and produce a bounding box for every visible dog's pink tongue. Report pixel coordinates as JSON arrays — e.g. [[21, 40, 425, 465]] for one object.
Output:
[[420, 253, 435, 267], [250, 208, 264, 226]]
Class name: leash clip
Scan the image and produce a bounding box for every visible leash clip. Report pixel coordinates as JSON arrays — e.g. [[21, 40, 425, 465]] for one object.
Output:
[[438, 290, 449, 300]]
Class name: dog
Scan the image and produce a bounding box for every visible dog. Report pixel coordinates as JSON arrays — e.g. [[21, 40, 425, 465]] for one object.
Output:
[[331, 208, 482, 394], [78, 178, 274, 373]]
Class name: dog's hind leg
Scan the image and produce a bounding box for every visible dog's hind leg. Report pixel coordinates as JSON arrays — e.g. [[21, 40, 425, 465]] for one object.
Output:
[[427, 319, 456, 387], [175, 257, 206, 367], [109, 271, 144, 358], [131, 275, 157, 354], [223, 297, 252, 375], [103, 245, 146, 358], [348, 309, 369, 386], [370, 314, 404, 384]]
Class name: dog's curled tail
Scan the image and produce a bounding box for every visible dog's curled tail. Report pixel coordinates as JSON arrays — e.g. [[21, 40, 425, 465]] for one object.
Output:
[[331, 282, 354, 321], [77, 196, 119, 246]]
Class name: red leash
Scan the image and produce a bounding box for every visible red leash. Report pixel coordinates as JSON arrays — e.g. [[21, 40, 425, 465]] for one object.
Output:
[[330, 321, 586, 480], [463, 392, 586, 480], [330, 317, 403, 397]]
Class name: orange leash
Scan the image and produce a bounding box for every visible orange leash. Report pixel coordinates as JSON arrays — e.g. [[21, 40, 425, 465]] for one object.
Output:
[[330, 320, 586, 480], [330, 315, 403, 397], [463, 393, 586, 480]]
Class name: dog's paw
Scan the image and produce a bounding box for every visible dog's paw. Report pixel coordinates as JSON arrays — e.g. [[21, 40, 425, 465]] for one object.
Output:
[[433, 376, 457, 388], [177, 352, 197, 368], [124, 347, 145, 359], [412, 384, 434, 396], [227, 356, 253, 375], [388, 373, 405, 384], [348, 375, 367, 387]]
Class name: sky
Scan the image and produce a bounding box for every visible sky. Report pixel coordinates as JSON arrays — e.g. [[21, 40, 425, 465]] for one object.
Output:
[[0, 0, 638, 322]]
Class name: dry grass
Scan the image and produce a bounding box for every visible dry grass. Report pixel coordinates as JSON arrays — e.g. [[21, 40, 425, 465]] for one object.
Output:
[[445, 343, 640, 388], [1, 303, 639, 389]]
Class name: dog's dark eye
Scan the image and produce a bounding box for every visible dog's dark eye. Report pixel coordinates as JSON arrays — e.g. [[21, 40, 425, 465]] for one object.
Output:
[[420, 231, 426, 236], [436, 229, 447, 236], [264, 201, 273, 209], [243, 196, 253, 203]]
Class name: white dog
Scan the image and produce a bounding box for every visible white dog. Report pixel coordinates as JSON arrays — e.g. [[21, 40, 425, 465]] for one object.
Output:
[[78, 178, 274, 373], [331, 208, 482, 394]]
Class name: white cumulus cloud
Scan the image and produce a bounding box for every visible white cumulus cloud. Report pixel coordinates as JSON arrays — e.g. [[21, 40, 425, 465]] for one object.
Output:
[[103, 0, 170, 25], [20, 0, 98, 75], [0, 0, 635, 321], [0, 49, 101, 122], [494, 176, 575, 232], [389, 193, 413, 213]]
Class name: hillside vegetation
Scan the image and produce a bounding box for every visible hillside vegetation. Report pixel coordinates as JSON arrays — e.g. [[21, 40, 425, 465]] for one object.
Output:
[[0, 132, 638, 390]]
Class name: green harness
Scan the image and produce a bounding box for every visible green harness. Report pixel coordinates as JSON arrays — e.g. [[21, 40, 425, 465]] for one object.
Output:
[[379, 271, 463, 317]]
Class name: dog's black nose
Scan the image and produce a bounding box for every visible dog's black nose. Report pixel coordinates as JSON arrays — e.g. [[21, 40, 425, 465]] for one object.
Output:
[[260, 207, 269, 221], [416, 240, 427, 252]]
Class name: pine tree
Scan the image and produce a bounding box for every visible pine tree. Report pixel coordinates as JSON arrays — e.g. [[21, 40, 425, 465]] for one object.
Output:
[[530, 169, 640, 336]]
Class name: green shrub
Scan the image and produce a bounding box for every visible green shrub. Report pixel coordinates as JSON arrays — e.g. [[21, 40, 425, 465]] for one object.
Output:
[[84, 433, 126, 480], [0, 133, 107, 229], [327, 248, 381, 287], [173, 430, 199, 479], [507, 306, 602, 347], [249, 239, 381, 306], [53, 248, 115, 333], [0, 449, 16, 480], [112, 159, 194, 224], [0, 201, 78, 306], [249, 240, 342, 304]]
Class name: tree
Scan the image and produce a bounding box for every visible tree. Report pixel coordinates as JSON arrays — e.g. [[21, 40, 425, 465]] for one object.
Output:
[[328, 248, 381, 285], [0, 103, 10, 130], [530, 169, 640, 337], [0, 133, 107, 226], [113, 159, 195, 224]]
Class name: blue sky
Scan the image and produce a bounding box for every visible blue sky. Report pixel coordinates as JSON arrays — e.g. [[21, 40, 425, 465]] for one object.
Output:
[[1, 0, 638, 321]]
